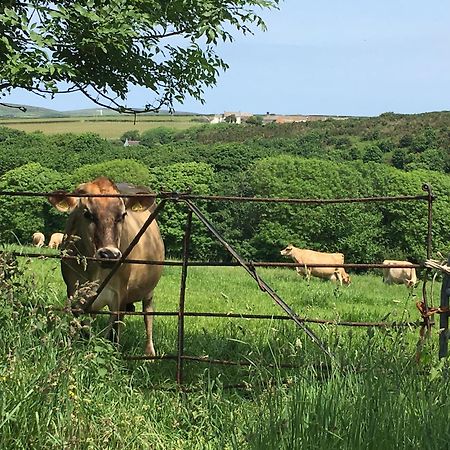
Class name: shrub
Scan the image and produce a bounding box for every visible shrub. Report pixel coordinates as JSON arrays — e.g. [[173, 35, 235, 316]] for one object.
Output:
[[120, 130, 141, 142]]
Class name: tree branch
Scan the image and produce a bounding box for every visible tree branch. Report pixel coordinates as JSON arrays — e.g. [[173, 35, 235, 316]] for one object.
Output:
[[0, 102, 27, 112]]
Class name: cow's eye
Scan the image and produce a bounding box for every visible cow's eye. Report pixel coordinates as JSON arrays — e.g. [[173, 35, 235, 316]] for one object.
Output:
[[84, 210, 94, 221], [116, 212, 127, 223]]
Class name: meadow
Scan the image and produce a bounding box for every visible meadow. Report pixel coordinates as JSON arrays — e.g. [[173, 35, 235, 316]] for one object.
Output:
[[1, 246, 448, 449], [0, 115, 201, 139], [1, 112, 450, 448]]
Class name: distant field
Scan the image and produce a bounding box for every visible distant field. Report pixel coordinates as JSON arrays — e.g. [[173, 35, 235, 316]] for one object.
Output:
[[0, 115, 205, 138]]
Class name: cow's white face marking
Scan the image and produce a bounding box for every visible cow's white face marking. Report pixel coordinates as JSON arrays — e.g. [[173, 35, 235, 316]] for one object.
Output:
[[280, 244, 294, 256]]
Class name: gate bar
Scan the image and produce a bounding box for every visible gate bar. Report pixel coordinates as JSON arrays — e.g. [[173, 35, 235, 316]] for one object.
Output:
[[439, 255, 450, 358], [176, 209, 193, 384], [184, 199, 333, 361], [421, 184, 434, 334]]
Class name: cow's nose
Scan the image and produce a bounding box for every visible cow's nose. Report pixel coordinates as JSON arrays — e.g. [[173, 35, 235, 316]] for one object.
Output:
[[96, 247, 122, 260]]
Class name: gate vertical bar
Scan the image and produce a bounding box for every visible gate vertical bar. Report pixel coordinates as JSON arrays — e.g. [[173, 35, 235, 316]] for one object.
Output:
[[439, 256, 450, 358], [177, 208, 193, 384], [422, 184, 434, 326]]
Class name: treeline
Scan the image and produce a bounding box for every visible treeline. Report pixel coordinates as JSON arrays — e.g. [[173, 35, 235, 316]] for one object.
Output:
[[0, 112, 449, 264]]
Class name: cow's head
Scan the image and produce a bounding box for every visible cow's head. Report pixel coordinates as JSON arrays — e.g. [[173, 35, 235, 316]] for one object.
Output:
[[48, 177, 154, 267], [280, 244, 294, 257], [342, 272, 351, 286]]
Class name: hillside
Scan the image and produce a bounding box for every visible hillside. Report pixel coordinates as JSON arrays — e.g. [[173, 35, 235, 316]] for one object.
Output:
[[0, 103, 199, 118], [0, 104, 64, 118]]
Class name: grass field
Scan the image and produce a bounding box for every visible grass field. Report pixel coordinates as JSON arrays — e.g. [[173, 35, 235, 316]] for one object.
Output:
[[0, 247, 448, 449], [0, 115, 202, 139]]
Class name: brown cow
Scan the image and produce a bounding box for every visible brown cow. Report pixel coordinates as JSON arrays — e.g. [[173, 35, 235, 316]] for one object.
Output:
[[32, 232, 45, 248], [48, 177, 164, 355], [280, 244, 351, 286], [48, 232, 64, 249], [382, 260, 417, 288]]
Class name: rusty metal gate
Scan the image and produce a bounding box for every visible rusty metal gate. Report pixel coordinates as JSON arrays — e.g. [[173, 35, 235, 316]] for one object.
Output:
[[1, 182, 449, 386]]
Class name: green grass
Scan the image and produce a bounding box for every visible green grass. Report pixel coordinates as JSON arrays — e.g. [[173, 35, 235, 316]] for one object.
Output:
[[0, 248, 448, 449]]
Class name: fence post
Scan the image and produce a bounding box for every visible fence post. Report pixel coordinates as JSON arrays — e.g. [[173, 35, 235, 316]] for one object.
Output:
[[439, 255, 450, 358], [176, 208, 193, 385]]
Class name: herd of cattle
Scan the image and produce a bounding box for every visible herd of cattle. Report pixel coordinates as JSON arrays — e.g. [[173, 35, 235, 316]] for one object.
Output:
[[27, 177, 418, 354], [280, 244, 418, 288], [32, 231, 64, 249]]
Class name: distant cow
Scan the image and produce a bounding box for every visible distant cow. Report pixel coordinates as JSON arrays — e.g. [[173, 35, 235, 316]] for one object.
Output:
[[49, 232, 64, 249], [32, 232, 45, 248], [48, 177, 165, 355], [280, 244, 351, 286], [382, 260, 417, 288]]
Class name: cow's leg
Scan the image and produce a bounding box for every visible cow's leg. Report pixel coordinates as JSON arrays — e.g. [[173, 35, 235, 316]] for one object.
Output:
[[335, 269, 343, 286], [109, 311, 125, 344], [142, 296, 156, 356], [305, 266, 312, 283], [94, 287, 123, 344]]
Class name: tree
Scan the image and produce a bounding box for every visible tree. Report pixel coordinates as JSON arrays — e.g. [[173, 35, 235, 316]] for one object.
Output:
[[0, 1, 279, 113], [245, 115, 263, 125], [0, 163, 70, 244], [148, 162, 216, 259], [363, 145, 383, 163], [71, 159, 152, 186]]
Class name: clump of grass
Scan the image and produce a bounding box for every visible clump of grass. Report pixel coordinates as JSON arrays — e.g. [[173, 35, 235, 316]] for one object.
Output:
[[0, 252, 447, 449]]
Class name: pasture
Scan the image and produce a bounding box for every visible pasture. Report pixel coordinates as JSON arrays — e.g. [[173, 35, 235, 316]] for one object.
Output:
[[1, 246, 449, 449], [0, 115, 200, 139]]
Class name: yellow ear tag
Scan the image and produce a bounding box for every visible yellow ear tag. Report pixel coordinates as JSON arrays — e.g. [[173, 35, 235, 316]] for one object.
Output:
[[57, 199, 70, 211], [131, 202, 142, 212]]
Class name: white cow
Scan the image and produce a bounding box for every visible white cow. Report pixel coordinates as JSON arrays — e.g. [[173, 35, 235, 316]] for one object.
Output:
[[280, 244, 351, 286], [382, 260, 417, 288], [48, 232, 64, 249], [32, 232, 45, 248]]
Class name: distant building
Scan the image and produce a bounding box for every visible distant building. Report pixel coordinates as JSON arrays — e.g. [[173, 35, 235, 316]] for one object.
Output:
[[210, 111, 253, 124], [123, 138, 141, 147]]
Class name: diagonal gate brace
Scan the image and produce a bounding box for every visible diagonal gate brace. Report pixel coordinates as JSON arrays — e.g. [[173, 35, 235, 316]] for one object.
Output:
[[184, 199, 333, 360]]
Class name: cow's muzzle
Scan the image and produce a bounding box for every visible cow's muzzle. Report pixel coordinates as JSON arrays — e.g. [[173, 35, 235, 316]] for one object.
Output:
[[96, 247, 122, 268]]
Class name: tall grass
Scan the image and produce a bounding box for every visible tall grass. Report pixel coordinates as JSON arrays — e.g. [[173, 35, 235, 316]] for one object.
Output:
[[0, 249, 448, 449]]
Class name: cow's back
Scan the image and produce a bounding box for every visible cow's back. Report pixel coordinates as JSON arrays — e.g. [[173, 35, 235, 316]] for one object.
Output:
[[291, 248, 344, 277], [49, 232, 64, 249], [32, 232, 45, 247], [292, 249, 344, 265], [383, 260, 416, 286]]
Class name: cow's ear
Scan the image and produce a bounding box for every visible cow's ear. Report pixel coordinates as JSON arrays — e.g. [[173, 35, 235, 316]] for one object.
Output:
[[48, 191, 78, 212], [125, 194, 155, 212]]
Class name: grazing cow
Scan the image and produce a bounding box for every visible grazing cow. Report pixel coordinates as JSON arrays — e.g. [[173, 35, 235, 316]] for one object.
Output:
[[48, 232, 64, 249], [32, 232, 45, 248], [48, 177, 165, 355], [382, 260, 417, 288], [280, 244, 351, 286]]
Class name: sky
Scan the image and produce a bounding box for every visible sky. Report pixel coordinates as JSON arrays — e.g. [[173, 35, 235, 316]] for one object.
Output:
[[4, 0, 450, 116]]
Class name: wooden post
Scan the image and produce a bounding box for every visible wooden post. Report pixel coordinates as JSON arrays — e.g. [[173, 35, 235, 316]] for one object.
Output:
[[439, 256, 450, 358]]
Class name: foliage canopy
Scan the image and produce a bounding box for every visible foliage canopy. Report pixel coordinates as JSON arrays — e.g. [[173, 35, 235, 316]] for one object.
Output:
[[0, 0, 279, 112]]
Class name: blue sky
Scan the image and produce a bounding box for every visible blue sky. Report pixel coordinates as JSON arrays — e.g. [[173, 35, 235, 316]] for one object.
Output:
[[5, 0, 450, 116]]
